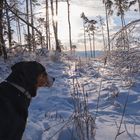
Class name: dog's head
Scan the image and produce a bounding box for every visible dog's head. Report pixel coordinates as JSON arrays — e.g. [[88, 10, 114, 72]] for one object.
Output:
[[6, 61, 55, 97]]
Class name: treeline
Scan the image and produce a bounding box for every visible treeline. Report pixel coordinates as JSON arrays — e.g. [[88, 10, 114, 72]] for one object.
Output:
[[0, 0, 73, 59], [80, 0, 140, 58], [0, 0, 140, 59]]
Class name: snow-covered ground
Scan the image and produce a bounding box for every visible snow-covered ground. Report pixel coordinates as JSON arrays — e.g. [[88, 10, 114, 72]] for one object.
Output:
[[0, 51, 140, 140]]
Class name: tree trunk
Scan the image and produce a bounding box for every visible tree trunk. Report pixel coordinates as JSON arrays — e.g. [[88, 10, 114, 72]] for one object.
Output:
[[83, 22, 87, 57], [55, 0, 58, 37], [120, 13, 126, 49], [45, 0, 49, 49], [55, 0, 61, 52], [92, 31, 95, 58], [101, 25, 106, 51], [67, 0, 72, 50], [88, 32, 92, 57], [26, 0, 31, 51], [105, 4, 111, 51], [0, 0, 7, 59], [30, 0, 35, 51], [0, 0, 3, 56], [50, 0, 56, 47], [99, 16, 106, 51], [46, 0, 51, 50], [5, 4, 12, 48], [50, 0, 61, 52], [17, 18, 22, 44]]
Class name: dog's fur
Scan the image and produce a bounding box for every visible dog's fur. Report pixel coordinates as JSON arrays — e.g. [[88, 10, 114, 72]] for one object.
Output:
[[0, 61, 54, 140]]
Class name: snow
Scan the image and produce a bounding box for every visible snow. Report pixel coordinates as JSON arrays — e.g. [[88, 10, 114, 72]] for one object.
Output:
[[0, 50, 140, 140]]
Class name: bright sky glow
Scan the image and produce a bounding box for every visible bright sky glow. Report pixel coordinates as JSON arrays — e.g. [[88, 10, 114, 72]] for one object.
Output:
[[57, 1, 106, 50], [39, 0, 140, 51]]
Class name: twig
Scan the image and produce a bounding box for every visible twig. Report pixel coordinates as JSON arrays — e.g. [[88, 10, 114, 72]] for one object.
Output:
[[115, 88, 130, 140]]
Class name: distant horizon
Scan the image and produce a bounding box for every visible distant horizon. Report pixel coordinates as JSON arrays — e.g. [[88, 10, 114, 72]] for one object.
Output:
[[66, 50, 104, 58]]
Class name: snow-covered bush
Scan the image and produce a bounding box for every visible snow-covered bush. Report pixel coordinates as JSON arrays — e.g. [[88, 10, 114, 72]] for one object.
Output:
[[106, 83, 120, 98], [109, 22, 140, 87], [75, 58, 100, 78], [49, 50, 62, 62], [109, 48, 140, 87]]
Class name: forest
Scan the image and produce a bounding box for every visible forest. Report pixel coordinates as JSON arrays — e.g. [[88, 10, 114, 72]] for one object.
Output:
[[0, 0, 140, 58], [0, 0, 140, 140]]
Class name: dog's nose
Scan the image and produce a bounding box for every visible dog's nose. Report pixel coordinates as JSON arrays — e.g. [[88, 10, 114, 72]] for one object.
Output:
[[53, 77, 55, 82]]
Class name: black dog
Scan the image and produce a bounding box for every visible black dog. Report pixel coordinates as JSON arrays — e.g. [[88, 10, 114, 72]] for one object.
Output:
[[0, 61, 55, 140]]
